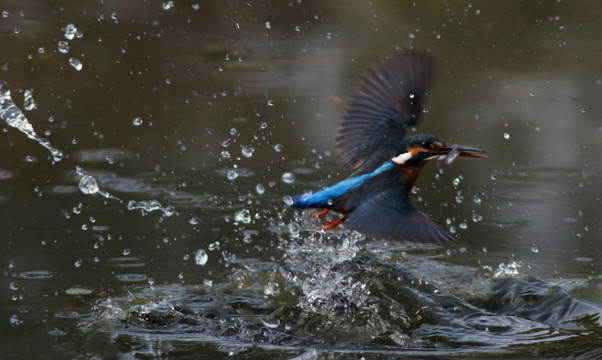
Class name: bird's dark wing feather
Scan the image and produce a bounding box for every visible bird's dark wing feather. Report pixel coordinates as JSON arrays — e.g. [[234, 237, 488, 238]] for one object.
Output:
[[345, 184, 458, 245], [336, 50, 434, 173]]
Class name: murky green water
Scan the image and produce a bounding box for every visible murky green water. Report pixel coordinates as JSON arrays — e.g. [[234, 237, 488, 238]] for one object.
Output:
[[0, 1, 600, 358]]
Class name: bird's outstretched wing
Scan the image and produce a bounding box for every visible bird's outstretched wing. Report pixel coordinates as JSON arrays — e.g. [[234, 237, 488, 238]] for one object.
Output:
[[336, 50, 434, 173], [344, 184, 458, 245]]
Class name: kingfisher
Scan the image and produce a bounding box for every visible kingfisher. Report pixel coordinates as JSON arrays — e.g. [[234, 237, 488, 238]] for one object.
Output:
[[288, 50, 487, 244]]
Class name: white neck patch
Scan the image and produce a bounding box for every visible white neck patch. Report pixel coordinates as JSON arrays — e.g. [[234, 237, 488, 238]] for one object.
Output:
[[391, 152, 412, 165]]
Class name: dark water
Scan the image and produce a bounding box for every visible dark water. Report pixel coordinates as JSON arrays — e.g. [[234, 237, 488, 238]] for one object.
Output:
[[0, 1, 600, 359]]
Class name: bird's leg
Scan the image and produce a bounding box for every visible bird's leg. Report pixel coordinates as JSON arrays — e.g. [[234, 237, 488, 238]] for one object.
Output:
[[323, 217, 344, 231], [311, 208, 330, 218]]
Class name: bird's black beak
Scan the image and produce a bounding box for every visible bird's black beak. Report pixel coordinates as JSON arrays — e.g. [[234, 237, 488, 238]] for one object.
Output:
[[429, 143, 488, 166]]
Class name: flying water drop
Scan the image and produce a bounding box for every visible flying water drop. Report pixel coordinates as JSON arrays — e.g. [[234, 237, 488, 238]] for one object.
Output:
[[282, 172, 295, 184], [23, 90, 37, 111], [63, 24, 78, 40], [195, 249, 208, 265], [234, 209, 251, 224], [241, 145, 255, 158], [57, 41, 69, 54], [78, 174, 99, 195], [69, 58, 83, 71]]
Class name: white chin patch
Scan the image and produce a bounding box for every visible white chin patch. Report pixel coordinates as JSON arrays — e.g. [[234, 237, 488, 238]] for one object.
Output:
[[391, 152, 412, 165]]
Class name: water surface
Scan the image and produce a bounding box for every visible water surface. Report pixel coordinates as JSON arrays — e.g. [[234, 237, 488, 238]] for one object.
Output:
[[0, 1, 600, 358]]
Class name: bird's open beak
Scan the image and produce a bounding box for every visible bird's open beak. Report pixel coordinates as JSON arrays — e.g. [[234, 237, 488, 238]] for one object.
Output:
[[429, 144, 488, 166]]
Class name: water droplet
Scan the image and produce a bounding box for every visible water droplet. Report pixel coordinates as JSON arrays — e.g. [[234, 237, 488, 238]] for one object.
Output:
[[267, 99, 274, 106], [265, 21, 271, 29], [255, 183, 265, 195], [203, 278, 213, 286], [23, 89, 37, 111], [273, 144, 282, 152], [281, 172, 295, 184], [227, 169, 238, 180], [503, 132, 510, 140], [132, 116, 143, 126], [288, 222, 300, 238], [189, 216, 199, 225], [452, 177, 461, 186], [241, 145, 255, 158], [74, 259, 83, 268], [459, 222, 468, 230], [194, 249, 207, 264], [122, 248, 130, 256], [282, 195, 294, 205], [220, 150, 230, 159], [69, 58, 83, 71], [63, 24, 78, 40], [472, 212, 483, 222], [162, 1, 174, 10], [78, 175, 99, 195], [72, 203, 82, 214], [57, 41, 69, 54], [531, 244, 539, 253], [208, 241, 220, 251], [234, 209, 251, 224]]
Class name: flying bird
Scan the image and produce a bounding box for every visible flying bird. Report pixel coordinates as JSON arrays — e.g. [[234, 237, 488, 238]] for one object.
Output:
[[289, 50, 487, 244]]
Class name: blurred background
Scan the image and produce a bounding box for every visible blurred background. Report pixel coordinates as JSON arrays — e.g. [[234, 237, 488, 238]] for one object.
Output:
[[0, 1, 600, 358]]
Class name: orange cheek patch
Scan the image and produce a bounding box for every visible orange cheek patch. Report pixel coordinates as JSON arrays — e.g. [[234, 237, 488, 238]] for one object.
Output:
[[407, 146, 425, 156]]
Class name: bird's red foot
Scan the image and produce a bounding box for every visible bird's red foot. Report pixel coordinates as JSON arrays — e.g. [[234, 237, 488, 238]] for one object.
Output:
[[323, 218, 343, 231], [311, 209, 330, 218]]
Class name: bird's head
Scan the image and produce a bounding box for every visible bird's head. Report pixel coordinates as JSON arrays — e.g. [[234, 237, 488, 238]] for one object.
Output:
[[391, 134, 487, 166]]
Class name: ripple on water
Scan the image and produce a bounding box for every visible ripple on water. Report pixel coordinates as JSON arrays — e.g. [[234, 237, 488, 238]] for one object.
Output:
[[115, 273, 147, 282], [491, 185, 561, 201], [105, 257, 147, 268], [10, 270, 55, 280], [55, 310, 81, 319]]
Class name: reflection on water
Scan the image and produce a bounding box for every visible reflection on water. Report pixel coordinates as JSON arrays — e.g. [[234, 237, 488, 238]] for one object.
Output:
[[0, 0, 600, 359]]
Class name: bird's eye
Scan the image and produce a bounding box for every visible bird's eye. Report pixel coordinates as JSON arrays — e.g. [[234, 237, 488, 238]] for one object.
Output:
[[422, 141, 434, 149]]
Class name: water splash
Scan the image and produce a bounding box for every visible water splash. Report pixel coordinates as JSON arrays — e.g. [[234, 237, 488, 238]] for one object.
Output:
[[0, 82, 64, 162], [127, 199, 175, 217]]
